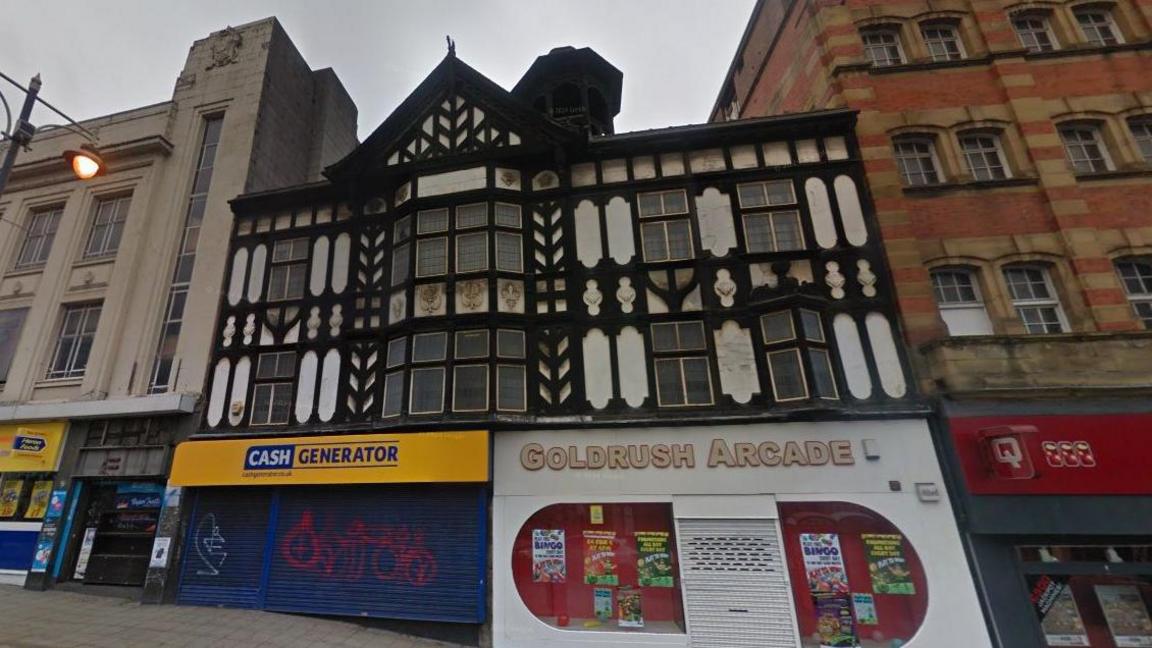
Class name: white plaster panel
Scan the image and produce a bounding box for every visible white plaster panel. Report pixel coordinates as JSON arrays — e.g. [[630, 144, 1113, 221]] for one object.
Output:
[[206, 358, 230, 427], [495, 168, 522, 190], [714, 321, 760, 404], [331, 233, 350, 294], [604, 197, 635, 264], [571, 163, 596, 187], [601, 159, 627, 183], [762, 142, 792, 166], [825, 136, 849, 160], [796, 139, 821, 163], [574, 200, 604, 269], [616, 326, 648, 407], [317, 348, 340, 422], [417, 166, 487, 197], [310, 236, 329, 296], [632, 156, 656, 180], [866, 312, 907, 398], [660, 153, 685, 176], [227, 248, 247, 306], [582, 328, 613, 410], [805, 177, 838, 249], [295, 350, 318, 424], [833, 175, 868, 247], [228, 356, 251, 427], [246, 244, 266, 303], [834, 313, 873, 399], [729, 144, 758, 169], [689, 149, 727, 173], [694, 187, 737, 257]]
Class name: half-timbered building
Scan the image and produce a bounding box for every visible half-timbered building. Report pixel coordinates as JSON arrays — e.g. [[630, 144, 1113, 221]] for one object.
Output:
[[165, 46, 989, 647]]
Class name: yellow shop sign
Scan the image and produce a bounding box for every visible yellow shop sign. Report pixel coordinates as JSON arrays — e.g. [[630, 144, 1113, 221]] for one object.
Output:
[[169, 431, 489, 486], [0, 422, 66, 472]]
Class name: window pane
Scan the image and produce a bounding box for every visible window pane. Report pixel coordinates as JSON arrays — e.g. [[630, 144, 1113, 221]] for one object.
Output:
[[382, 370, 404, 417], [932, 270, 980, 304], [496, 365, 526, 411], [682, 357, 713, 405], [638, 193, 665, 217], [391, 242, 411, 285], [1018, 306, 1065, 334], [496, 232, 523, 272], [744, 214, 773, 253], [1060, 126, 1109, 173], [809, 349, 839, 399], [654, 358, 686, 406], [417, 208, 448, 234], [270, 383, 292, 424], [1130, 119, 1152, 163], [497, 329, 526, 359], [1076, 11, 1119, 46], [1014, 15, 1055, 52], [386, 337, 407, 368], [394, 215, 412, 242], [737, 183, 766, 208], [410, 367, 445, 413], [1004, 267, 1052, 301], [455, 330, 489, 358], [453, 365, 489, 411], [863, 30, 903, 66], [251, 384, 274, 424], [495, 203, 522, 228], [662, 190, 688, 215], [273, 238, 308, 262], [960, 134, 1008, 181], [761, 312, 795, 344], [800, 310, 824, 342], [457, 232, 488, 273], [456, 203, 488, 229], [922, 25, 963, 61], [666, 220, 693, 260], [651, 323, 679, 352], [676, 322, 707, 351], [416, 237, 448, 277], [1117, 260, 1152, 296], [48, 304, 101, 379], [0, 308, 29, 382], [642, 223, 669, 262], [412, 332, 447, 362], [772, 211, 803, 251], [769, 349, 807, 400], [894, 140, 940, 185]]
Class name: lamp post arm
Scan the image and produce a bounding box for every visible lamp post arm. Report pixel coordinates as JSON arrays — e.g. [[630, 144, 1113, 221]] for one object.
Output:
[[0, 74, 40, 197], [0, 70, 98, 143]]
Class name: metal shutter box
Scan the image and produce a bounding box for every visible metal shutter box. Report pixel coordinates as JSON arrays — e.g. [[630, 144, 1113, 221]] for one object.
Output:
[[677, 518, 799, 648], [177, 488, 273, 608], [263, 485, 486, 623]]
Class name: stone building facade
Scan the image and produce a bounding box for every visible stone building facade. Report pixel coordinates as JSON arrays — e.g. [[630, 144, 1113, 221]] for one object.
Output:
[[714, 1, 1152, 646], [0, 18, 356, 593]]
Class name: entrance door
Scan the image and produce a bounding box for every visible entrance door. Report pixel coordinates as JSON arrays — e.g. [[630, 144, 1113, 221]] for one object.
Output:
[[677, 518, 799, 648]]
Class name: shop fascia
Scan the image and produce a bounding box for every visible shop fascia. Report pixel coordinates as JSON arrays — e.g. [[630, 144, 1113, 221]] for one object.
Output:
[[520, 438, 856, 471]]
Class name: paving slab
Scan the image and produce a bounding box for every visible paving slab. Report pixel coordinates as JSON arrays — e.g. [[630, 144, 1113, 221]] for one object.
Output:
[[0, 586, 466, 648]]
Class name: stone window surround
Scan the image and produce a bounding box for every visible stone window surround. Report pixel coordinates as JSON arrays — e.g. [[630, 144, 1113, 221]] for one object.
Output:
[[1051, 112, 1151, 173], [888, 122, 1035, 185], [854, 11, 983, 65], [1004, 1, 1147, 51]]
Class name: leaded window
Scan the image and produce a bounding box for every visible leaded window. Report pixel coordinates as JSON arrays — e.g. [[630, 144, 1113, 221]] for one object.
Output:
[[1059, 124, 1112, 173], [862, 28, 905, 66], [250, 351, 295, 425], [893, 137, 942, 186], [759, 309, 838, 401], [959, 132, 1009, 181], [267, 238, 308, 301], [1013, 13, 1057, 52], [1003, 266, 1068, 334], [1129, 117, 1152, 163], [651, 321, 714, 407], [921, 23, 964, 62], [1075, 9, 1122, 46], [1116, 258, 1152, 329]]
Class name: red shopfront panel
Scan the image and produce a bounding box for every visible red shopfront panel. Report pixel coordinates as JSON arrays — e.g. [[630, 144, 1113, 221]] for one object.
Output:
[[950, 414, 1152, 495]]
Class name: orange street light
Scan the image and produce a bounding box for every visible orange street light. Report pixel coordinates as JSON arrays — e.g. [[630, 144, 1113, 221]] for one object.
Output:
[[64, 145, 106, 179]]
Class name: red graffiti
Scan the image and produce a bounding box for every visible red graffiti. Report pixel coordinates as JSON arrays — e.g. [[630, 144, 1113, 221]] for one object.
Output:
[[280, 511, 438, 586]]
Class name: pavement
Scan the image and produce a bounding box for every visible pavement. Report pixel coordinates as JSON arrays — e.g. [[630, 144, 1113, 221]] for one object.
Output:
[[0, 585, 467, 648]]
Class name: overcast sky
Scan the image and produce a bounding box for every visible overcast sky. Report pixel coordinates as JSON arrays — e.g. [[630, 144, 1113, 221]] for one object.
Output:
[[2, 1, 754, 141]]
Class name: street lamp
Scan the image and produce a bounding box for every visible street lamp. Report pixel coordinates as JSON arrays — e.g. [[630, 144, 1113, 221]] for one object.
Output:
[[0, 71, 107, 197]]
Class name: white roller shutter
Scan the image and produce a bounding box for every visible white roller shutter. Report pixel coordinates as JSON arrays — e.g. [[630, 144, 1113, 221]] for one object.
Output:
[[677, 518, 799, 648]]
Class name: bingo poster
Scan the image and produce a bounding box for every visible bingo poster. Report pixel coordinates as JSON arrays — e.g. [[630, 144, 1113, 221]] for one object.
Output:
[[800, 533, 849, 594]]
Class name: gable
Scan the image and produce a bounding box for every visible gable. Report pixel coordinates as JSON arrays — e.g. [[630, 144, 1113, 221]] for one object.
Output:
[[385, 92, 524, 166]]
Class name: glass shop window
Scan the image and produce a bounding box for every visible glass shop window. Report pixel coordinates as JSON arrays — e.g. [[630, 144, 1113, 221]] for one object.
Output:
[[779, 501, 928, 648], [512, 503, 686, 634], [1021, 545, 1152, 648], [0, 475, 54, 520]]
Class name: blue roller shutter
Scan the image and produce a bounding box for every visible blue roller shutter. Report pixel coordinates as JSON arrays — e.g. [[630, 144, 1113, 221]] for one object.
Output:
[[264, 485, 486, 623], [177, 488, 273, 608]]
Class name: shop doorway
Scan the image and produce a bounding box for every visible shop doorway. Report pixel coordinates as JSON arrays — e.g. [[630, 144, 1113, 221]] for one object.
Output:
[[677, 518, 799, 647], [64, 481, 164, 586]]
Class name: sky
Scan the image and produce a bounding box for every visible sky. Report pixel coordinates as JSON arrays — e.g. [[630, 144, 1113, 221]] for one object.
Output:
[[0, 1, 755, 141]]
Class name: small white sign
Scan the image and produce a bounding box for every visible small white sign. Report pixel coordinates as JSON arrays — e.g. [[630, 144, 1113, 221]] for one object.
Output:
[[149, 537, 172, 568], [74, 528, 97, 579]]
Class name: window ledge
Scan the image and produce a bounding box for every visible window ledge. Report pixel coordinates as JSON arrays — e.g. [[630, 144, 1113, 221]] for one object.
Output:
[[831, 40, 1151, 77], [72, 256, 117, 269], [4, 266, 46, 279], [901, 176, 1039, 194], [33, 377, 84, 388], [1073, 168, 1152, 182]]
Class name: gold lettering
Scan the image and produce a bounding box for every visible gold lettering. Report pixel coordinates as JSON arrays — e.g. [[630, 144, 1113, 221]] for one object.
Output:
[[734, 442, 760, 467], [546, 447, 567, 469], [782, 441, 808, 466], [608, 445, 629, 469], [671, 444, 695, 468], [627, 445, 650, 468], [805, 441, 829, 466], [830, 440, 855, 465], [521, 443, 544, 470], [568, 446, 587, 469], [587, 445, 607, 469], [650, 444, 671, 468], [708, 439, 736, 467], [758, 441, 781, 466]]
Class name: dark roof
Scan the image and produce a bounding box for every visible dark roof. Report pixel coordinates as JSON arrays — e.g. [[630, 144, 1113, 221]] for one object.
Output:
[[512, 46, 624, 114]]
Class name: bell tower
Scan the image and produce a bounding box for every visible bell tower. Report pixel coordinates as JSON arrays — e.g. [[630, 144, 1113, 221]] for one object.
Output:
[[513, 46, 623, 136]]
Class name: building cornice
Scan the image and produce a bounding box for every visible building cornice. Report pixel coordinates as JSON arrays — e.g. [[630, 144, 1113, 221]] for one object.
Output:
[[0, 392, 197, 422]]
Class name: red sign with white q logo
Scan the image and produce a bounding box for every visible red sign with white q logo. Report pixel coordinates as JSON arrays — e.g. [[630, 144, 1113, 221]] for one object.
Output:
[[977, 426, 1036, 480]]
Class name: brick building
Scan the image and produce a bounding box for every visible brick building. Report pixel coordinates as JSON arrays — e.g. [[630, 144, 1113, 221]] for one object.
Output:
[[714, 1, 1152, 646]]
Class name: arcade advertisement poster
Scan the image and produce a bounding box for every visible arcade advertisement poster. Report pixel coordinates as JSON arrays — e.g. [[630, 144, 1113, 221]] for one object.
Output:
[[814, 593, 857, 648], [861, 533, 916, 595], [1095, 585, 1152, 647], [0, 479, 23, 517], [1029, 575, 1089, 647], [531, 529, 566, 583], [635, 531, 674, 587], [583, 530, 618, 585], [800, 533, 849, 594], [24, 480, 53, 519]]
